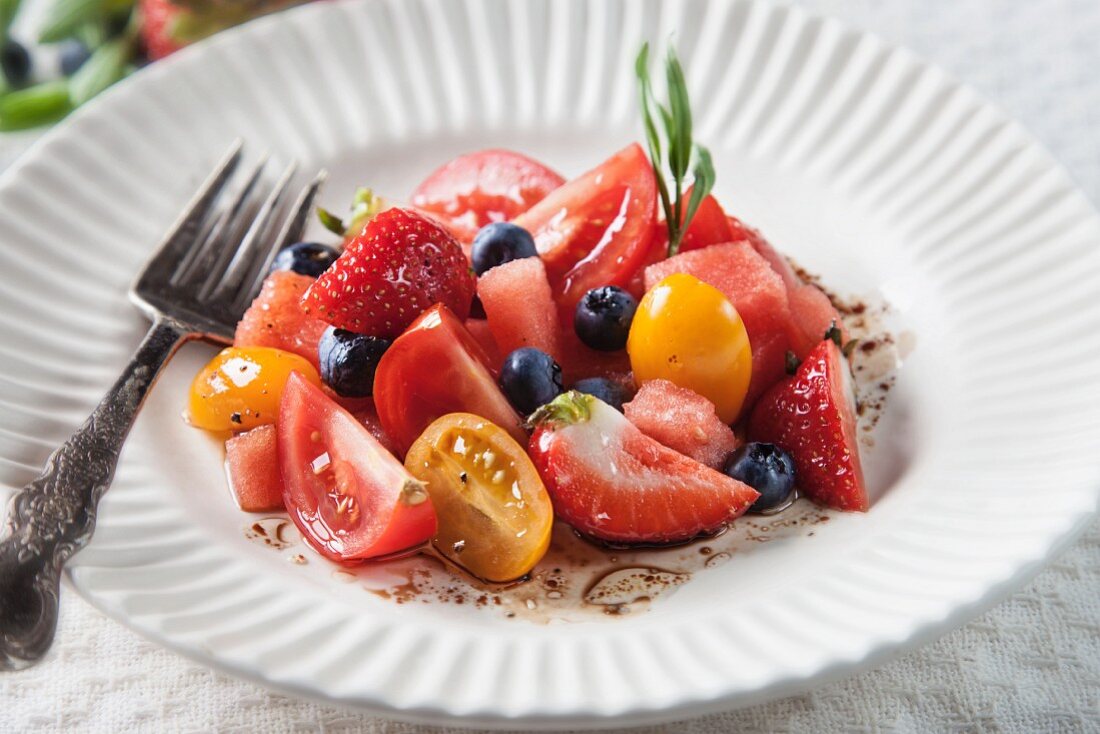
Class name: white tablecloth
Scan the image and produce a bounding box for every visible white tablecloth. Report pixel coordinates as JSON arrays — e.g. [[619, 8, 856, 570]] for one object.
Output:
[[2, 1, 1099, 731]]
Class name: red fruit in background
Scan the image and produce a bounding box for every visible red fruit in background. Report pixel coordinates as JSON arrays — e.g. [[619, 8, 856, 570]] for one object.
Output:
[[677, 190, 735, 252], [624, 379, 739, 470], [477, 256, 562, 362], [748, 340, 867, 512], [745, 229, 800, 289], [373, 305, 526, 456], [529, 392, 758, 544], [279, 373, 437, 562], [332, 395, 399, 456], [463, 318, 502, 367], [302, 207, 475, 338], [139, 0, 185, 60], [788, 283, 848, 359], [235, 271, 329, 369], [411, 149, 565, 243], [743, 330, 791, 417], [224, 425, 284, 512], [514, 144, 657, 317], [557, 329, 632, 384]]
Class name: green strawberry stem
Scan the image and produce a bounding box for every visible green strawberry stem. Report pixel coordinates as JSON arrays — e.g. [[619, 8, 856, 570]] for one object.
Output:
[[526, 391, 591, 429]]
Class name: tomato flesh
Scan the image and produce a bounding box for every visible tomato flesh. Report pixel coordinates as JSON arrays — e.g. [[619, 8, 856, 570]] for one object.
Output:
[[279, 373, 436, 562], [373, 305, 526, 456], [513, 143, 657, 316], [405, 413, 553, 582], [411, 149, 565, 242], [678, 191, 735, 252]]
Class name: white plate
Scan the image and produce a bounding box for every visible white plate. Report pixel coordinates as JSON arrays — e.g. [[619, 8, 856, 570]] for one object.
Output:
[[1, 0, 1099, 728]]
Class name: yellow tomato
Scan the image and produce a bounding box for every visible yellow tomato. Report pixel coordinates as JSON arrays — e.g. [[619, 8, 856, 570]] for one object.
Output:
[[187, 346, 321, 432], [404, 413, 553, 582], [627, 273, 752, 423]]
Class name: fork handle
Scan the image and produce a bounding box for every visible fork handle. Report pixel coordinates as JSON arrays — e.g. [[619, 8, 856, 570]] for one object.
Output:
[[0, 316, 189, 670]]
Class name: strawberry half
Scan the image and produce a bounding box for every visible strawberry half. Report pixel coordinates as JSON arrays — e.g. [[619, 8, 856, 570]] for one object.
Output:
[[529, 392, 759, 545], [302, 207, 476, 339], [748, 340, 868, 511]]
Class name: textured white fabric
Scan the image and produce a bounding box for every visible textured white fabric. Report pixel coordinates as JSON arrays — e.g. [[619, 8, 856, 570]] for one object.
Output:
[[1, 0, 1099, 731]]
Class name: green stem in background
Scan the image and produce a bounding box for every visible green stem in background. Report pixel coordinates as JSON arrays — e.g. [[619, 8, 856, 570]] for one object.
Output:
[[0, 80, 73, 131], [635, 42, 716, 258], [0, 0, 21, 36]]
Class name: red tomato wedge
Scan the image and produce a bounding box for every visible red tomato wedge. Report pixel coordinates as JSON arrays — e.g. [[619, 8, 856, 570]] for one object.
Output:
[[678, 190, 735, 252], [373, 305, 527, 455], [513, 143, 657, 316], [411, 149, 566, 242], [279, 373, 436, 562]]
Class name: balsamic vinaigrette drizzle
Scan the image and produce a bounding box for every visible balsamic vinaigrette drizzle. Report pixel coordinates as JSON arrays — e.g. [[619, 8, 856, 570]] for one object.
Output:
[[240, 274, 902, 622]]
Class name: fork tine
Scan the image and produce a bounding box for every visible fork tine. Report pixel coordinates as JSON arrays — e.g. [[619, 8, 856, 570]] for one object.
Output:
[[132, 140, 243, 288], [174, 154, 270, 292], [233, 169, 329, 312], [211, 161, 298, 303]]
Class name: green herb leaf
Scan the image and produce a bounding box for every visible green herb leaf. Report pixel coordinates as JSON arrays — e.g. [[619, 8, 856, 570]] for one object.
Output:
[[635, 42, 716, 258], [38, 0, 104, 43], [0, 80, 73, 131], [68, 36, 131, 105], [316, 207, 346, 236]]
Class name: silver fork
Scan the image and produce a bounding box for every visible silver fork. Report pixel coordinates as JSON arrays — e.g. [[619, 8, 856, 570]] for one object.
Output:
[[0, 142, 326, 670]]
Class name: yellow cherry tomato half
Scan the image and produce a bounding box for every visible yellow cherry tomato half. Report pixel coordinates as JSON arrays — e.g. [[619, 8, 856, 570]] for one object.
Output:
[[404, 413, 553, 583], [188, 346, 321, 432], [627, 273, 752, 423]]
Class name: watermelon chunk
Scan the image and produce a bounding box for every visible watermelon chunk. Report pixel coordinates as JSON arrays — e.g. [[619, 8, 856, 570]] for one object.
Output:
[[235, 271, 329, 369], [788, 283, 848, 359], [745, 230, 799, 289], [225, 425, 284, 512], [644, 242, 793, 346], [477, 257, 562, 361], [624, 379, 739, 469]]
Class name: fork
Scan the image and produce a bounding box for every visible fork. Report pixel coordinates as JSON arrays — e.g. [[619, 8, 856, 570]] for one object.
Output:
[[0, 142, 326, 670]]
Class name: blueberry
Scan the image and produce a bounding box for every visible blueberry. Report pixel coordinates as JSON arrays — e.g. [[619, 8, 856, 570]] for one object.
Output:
[[271, 242, 340, 278], [574, 286, 637, 352], [571, 377, 634, 412], [499, 347, 563, 415], [1, 40, 31, 87], [471, 222, 537, 276], [723, 442, 797, 513], [59, 40, 92, 76], [318, 327, 391, 397]]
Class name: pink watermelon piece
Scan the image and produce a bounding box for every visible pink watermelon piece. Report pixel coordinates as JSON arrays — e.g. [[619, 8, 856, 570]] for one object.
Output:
[[788, 283, 847, 359], [464, 318, 502, 368], [225, 425, 284, 512], [644, 242, 793, 347], [624, 379, 739, 469], [478, 257, 562, 361], [235, 271, 329, 369], [744, 330, 791, 418], [747, 233, 799, 290]]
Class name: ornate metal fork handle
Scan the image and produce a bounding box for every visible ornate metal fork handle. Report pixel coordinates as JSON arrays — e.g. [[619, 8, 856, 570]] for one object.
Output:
[[0, 317, 189, 670]]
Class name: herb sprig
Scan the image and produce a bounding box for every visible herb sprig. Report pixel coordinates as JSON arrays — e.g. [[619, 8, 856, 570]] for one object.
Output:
[[635, 42, 716, 257]]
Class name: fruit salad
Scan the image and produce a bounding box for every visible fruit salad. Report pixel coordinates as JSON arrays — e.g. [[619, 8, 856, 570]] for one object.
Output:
[[186, 45, 869, 586]]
